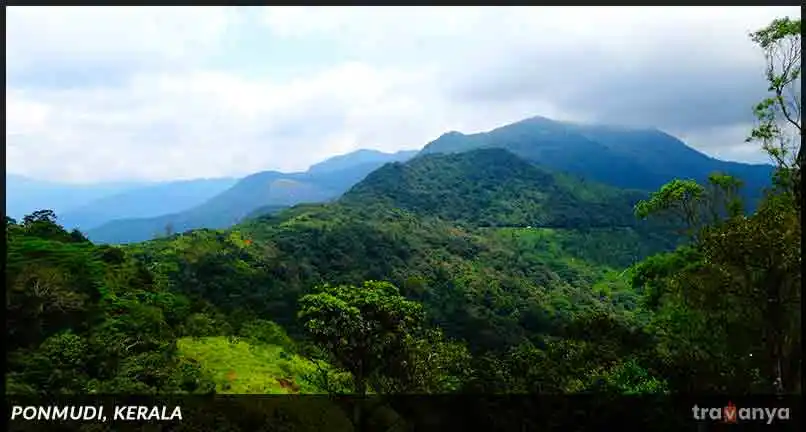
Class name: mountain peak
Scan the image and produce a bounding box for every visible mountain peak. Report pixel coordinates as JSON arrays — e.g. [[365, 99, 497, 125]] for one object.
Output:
[[440, 131, 465, 138], [419, 115, 773, 192], [514, 115, 557, 125]]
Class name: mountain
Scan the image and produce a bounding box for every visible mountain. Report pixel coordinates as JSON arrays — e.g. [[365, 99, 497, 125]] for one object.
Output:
[[338, 148, 679, 267], [342, 148, 650, 229], [419, 116, 774, 196], [86, 150, 418, 244], [6, 144, 678, 403], [85, 114, 774, 244], [155, 146, 680, 354], [8, 127, 783, 407], [57, 177, 238, 230], [5, 174, 149, 220]]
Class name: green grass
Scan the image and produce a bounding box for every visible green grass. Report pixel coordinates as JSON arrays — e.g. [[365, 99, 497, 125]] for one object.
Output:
[[177, 336, 349, 394], [176, 336, 406, 431]]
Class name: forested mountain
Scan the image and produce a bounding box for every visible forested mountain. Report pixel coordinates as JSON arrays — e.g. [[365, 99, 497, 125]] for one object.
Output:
[[344, 149, 652, 229], [7, 145, 678, 398], [420, 116, 774, 195], [85, 122, 773, 246], [4, 16, 801, 431], [85, 150, 418, 244]]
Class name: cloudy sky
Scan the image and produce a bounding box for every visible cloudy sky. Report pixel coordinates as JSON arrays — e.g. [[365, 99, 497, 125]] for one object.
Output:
[[6, 6, 801, 183]]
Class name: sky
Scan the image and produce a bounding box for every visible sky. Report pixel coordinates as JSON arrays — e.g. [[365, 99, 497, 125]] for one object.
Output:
[[6, 6, 801, 184]]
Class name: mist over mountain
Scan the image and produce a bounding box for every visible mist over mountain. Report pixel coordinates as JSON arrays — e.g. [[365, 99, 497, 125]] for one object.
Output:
[[420, 116, 773, 195]]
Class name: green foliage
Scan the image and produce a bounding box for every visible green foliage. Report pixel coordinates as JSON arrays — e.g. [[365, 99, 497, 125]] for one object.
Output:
[[344, 149, 657, 230], [239, 319, 296, 351], [634, 173, 746, 238], [624, 18, 802, 397], [631, 186, 800, 393], [298, 281, 427, 395], [587, 359, 669, 395], [176, 336, 349, 394], [183, 313, 231, 338], [5, 213, 215, 395], [5, 18, 801, 415]]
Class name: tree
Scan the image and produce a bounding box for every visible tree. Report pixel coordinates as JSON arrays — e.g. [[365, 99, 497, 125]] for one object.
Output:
[[632, 17, 802, 395], [22, 209, 57, 226], [20, 209, 72, 241], [698, 194, 800, 393], [634, 173, 744, 240], [747, 17, 802, 214], [298, 280, 465, 430], [741, 15, 802, 394], [298, 281, 425, 396]]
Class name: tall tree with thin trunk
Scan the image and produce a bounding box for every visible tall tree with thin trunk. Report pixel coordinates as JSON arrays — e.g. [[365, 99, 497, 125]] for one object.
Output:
[[747, 17, 802, 215]]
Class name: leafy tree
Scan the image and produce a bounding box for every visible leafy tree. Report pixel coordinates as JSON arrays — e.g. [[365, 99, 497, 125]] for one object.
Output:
[[298, 280, 426, 397], [298, 280, 469, 430], [747, 17, 802, 214], [632, 16, 802, 395], [634, 173, 744, 240], [376, 327, 472, 394], [22, 209, 58, 226], [5, 212, 216, 395]]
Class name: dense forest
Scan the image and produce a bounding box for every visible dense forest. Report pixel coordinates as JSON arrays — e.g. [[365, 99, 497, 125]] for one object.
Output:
[[5, 17, 801, 431]]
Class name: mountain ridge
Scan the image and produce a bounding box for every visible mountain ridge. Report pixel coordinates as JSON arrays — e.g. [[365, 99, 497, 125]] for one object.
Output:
[[419, 116, 773, 194], [19, 115, 775, 244]]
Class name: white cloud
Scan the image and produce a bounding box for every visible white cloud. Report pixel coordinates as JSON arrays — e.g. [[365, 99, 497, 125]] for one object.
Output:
[[5, 6, 801, 183], [6, 92, 52, 136], [6, 7, 232, 75], [7, 61, 435, 182]]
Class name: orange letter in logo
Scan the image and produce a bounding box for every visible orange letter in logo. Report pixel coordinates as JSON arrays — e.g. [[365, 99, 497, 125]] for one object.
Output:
[[723, 402, 737, 423]]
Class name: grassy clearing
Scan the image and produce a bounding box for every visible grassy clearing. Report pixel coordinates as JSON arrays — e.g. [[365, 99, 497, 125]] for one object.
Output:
[[176, 336, 404, 431], [176, 336, 348, 395]]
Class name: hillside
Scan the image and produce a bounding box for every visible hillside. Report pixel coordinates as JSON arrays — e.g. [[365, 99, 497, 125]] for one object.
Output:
[[340, 149, 679, 268], [6, 125, 799, 427], [343, 149, 652, 229], [156, 149, 678, 352], [419, 116, 773, 195]]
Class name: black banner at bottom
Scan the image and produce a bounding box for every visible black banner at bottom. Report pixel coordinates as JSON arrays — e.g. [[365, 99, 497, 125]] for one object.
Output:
[[5, 395, 802, 431]]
